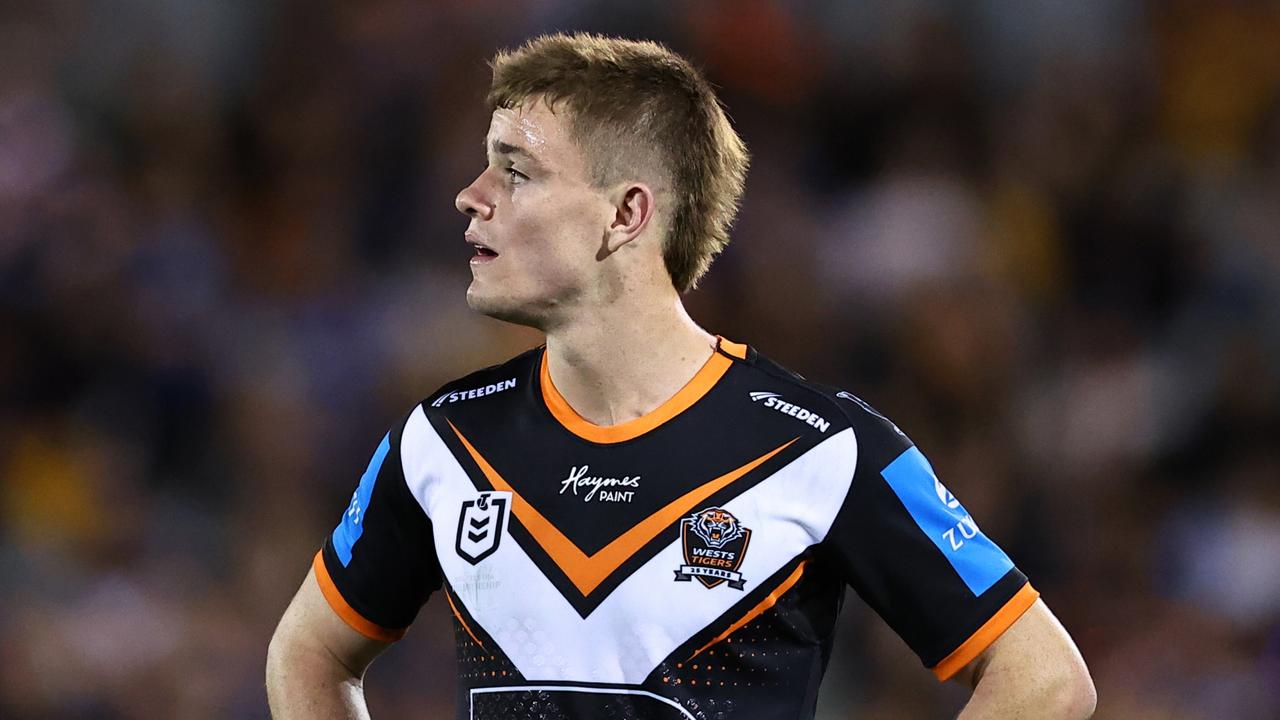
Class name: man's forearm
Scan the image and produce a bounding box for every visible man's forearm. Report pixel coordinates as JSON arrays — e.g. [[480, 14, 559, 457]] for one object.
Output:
[[266, 636, 372, 720]]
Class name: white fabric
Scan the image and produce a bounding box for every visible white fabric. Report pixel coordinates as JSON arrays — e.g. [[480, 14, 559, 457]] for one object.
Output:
[[400, 406, 859, 684]]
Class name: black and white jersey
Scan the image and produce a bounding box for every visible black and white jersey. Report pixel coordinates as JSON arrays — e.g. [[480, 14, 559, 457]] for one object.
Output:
[[316, 337, 1038, 720]]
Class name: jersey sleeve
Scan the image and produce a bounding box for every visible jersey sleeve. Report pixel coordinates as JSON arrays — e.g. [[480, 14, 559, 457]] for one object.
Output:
[[315, 414, 442, 642], [820, 397, 1039, 681]]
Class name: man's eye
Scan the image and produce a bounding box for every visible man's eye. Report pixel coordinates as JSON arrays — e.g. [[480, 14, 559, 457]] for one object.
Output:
[[506, 167, 527, 183]]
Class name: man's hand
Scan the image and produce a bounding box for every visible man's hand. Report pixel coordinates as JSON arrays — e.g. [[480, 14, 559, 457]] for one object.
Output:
[[266, 566, 393, 719], [952, 600, 1095, 719]]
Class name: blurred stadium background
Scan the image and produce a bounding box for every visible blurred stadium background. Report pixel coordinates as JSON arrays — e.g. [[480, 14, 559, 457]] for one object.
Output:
[[2, 1, 1279, 718]]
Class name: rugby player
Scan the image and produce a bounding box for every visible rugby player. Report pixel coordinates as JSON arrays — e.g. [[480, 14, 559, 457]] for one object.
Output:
[[267, 33, 1095, 720]]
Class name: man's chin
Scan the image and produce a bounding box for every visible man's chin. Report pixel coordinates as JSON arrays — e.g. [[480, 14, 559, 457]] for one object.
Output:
[[465, 288, 546, 329]]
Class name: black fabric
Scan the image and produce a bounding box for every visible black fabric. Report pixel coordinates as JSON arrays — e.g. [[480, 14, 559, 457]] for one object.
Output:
[[815, 392, 1028, 668], [643, 557, 844, 720], [321, 413, 442, 630], [316, 342, 1032, 718]]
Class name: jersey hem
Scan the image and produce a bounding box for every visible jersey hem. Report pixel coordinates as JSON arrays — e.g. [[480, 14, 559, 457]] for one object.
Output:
[[312, 550, 408, 643], [930, 582, 1039, 681]]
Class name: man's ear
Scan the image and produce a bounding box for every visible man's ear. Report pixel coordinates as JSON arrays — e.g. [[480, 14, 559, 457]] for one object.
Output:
[[604, 183, 656, 254]]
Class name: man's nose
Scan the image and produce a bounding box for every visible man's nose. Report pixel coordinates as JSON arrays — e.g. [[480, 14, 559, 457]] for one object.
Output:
[[455, 177, 493, 220]]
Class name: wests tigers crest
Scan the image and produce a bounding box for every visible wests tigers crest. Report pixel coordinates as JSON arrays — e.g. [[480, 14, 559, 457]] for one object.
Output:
[[675, 507, 752, 590]]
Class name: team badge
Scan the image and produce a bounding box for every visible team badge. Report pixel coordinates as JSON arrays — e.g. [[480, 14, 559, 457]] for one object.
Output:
[[674, 507, 751, 590], [456, 492, 510, 565]]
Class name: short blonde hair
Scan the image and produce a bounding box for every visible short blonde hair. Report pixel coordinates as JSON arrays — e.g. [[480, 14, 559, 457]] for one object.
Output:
[[487, 33, 750, 292]]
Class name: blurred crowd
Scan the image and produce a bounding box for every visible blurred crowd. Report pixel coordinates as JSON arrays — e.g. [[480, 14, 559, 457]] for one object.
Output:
[[2, 1, 1279, 718]]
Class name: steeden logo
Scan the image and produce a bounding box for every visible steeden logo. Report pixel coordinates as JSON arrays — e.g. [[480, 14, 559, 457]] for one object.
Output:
[[432, 378, 517, 407], [749, 391, 830, 433]]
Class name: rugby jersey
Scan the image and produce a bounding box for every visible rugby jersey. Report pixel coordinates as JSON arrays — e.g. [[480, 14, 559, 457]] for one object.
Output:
[[315, 337, 1039, 719]]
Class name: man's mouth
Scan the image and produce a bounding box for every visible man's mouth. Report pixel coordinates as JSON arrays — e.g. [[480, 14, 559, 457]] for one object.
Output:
[[468, 240, 499, 263]]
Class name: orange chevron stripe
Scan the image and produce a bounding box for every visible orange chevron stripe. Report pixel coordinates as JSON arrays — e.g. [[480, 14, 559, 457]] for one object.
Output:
[[448, 419, 797, 596], [688, 560, 808, 660]]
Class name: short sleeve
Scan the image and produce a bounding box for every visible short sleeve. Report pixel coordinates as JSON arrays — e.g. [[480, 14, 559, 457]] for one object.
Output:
[[316, 415, 442, 642], [820, 397, 1039, 681]]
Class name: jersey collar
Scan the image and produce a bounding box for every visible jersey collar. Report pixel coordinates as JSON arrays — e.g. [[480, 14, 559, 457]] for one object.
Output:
[[539, 335, 747, 444]]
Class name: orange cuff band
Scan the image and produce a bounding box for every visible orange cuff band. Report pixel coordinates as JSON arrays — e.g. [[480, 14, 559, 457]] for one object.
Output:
[[312, 551, 407, 643], [932, 582, 1040, 681]]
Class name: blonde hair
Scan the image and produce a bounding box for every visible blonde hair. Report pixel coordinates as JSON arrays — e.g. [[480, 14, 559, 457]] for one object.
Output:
[[487, 33, 750, 292]]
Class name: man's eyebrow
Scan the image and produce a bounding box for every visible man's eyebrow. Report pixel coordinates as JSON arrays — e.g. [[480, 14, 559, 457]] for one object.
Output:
[[487, 139, 540, 164]]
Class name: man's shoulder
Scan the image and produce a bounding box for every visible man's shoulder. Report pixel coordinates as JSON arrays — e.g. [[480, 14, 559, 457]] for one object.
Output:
[[417, 345, 543, 416], [741, 346, 912, 455]]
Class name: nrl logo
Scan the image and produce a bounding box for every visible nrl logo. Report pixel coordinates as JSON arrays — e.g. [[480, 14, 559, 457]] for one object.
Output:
[[674, 507, 751, 590], [455, 491, 511, 565]]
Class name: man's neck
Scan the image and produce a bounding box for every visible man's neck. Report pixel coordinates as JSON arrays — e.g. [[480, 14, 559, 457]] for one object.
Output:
[[544, 295, 717, 428]]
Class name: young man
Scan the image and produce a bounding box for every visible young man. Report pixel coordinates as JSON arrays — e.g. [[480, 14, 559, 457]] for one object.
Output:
[[267, 34, 1095, 720]]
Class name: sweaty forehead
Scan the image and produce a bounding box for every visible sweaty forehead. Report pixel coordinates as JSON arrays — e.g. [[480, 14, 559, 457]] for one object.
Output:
[[488, 103, 584, 174]]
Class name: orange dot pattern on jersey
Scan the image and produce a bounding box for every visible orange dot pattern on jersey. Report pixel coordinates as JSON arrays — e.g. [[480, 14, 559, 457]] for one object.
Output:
[[656, 599, 809, 692]]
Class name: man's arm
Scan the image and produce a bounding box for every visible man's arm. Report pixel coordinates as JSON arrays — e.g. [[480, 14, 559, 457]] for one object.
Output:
[[952, 599, 1096, 719], [266, 566, 394, 720]]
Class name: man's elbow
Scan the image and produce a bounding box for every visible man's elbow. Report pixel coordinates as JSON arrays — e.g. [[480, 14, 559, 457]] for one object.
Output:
[[265, 623, 293, 690], [265, 620, 324, 691], [1045, 660, 1097, 719]]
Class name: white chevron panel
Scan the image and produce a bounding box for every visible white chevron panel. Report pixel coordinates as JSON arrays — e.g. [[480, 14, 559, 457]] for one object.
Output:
[[400, 406, 858, 684]]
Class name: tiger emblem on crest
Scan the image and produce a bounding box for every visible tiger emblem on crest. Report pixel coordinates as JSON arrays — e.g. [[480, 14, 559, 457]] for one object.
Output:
[[691, 508, 746, 548], [675, 507, 752, 590]]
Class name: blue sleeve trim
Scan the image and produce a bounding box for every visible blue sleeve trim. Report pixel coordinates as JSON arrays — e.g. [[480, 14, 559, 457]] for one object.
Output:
[[880, 446, 1014, 596], [333, 433, 392, 567]]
